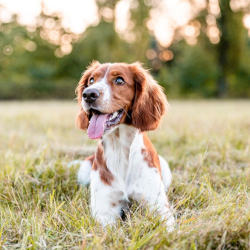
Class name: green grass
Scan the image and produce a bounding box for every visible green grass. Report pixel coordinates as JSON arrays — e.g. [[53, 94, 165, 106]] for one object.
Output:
[[0, 100, 249, 249]]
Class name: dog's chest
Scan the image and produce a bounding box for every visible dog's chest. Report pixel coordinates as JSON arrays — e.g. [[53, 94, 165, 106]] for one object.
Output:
[[103, 125, 140, 182]]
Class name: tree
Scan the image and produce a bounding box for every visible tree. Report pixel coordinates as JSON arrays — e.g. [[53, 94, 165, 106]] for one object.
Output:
[[216, 0, 246, 97], [166, 0, 250, 97]]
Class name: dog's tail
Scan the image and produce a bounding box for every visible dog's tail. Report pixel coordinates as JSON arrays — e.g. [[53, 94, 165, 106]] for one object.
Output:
[[159, 156, 172, 191], [68, 157, 93, 186]]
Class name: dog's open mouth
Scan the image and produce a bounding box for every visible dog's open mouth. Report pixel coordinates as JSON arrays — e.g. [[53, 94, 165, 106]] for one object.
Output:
[[87, 109, 124, 139]]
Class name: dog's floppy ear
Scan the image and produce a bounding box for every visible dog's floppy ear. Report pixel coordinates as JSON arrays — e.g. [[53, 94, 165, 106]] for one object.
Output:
[[75, 109, 89, 130], [129, 62, 167, 131], [75, 61, 100, 130]]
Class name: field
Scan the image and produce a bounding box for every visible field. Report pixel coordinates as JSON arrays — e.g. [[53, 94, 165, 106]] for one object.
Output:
[[0, 100, 249, 249]]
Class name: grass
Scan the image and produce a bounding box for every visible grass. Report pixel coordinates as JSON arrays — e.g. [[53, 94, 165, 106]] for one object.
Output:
[[0, 100, 249, 249]]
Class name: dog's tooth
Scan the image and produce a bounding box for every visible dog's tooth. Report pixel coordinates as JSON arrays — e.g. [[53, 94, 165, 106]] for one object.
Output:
[[112, 112, 118, 119]]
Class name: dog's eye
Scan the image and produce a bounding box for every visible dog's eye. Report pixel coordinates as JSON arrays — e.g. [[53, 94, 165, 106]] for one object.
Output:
[[114, 76, 125, 85], [89, 77, 94, 84]]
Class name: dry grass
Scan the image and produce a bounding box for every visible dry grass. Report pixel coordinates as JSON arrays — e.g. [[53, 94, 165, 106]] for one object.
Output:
[[0, 100, 249, 249]]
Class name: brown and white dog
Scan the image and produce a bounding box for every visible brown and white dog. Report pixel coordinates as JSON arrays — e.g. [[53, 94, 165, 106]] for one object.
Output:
[[74, 61, 175, 231]]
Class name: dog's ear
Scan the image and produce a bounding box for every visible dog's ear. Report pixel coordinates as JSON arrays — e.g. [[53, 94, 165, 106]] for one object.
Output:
[[129, 62, 167, 131], [75, 61, 100, 130], [75, 109, 89, 130]]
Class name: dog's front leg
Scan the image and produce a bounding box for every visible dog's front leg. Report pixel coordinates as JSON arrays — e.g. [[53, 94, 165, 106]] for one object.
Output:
[[90, 170, 125, 227], [128, 166, 175, 232]]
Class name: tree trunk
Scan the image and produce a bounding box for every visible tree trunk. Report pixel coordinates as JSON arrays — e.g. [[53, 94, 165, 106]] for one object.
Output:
[[216, 0, 230, 98]]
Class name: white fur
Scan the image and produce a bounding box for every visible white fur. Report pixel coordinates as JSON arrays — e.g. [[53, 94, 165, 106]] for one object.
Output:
[[90, 170, 127, 226], [77, 161, 92, 186], [68, 160, 92, 186], [159, 156, 172, 191], [76, 125, 175, 231]]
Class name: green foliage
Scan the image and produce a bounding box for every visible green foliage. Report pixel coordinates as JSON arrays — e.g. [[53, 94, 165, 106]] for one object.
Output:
[[0, 14, 70, 99], [59, 20, 133, 79], [164, 42, 219, 97], [0, 1, 249, 99], [215, 0, 248, 97]]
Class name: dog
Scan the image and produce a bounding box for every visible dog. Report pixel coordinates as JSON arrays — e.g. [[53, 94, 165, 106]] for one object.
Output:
[[74, 61, 175, 231]]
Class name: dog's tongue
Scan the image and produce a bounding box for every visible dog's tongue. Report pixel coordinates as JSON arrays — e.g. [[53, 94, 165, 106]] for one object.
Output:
[[87, 113, 109, 139]]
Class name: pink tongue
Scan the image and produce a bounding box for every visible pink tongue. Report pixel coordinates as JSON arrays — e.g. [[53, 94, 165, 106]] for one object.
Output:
[[87, 113, 109, 139]]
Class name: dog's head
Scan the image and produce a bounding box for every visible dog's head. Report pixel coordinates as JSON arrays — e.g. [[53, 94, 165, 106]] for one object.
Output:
[[76, 61, 167, 139]]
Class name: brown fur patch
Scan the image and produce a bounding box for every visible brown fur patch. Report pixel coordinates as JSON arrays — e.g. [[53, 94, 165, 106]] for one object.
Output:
[[107, 64, 135, 115], [85, 154, 95, 165], [142, 133, 161, 175], [93, 143, 114, 185], [76, 109, 89, 130], [129, 62, 167, 131], [111, 202, 117, 207], [114, 128, 120, 137]]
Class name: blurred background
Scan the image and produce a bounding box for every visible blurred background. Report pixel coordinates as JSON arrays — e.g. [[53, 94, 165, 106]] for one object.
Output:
[[0, 0, 249, 100]]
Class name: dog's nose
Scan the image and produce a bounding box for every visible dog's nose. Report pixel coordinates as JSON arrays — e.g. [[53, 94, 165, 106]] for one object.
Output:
[[82, 88, 100, 103]]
